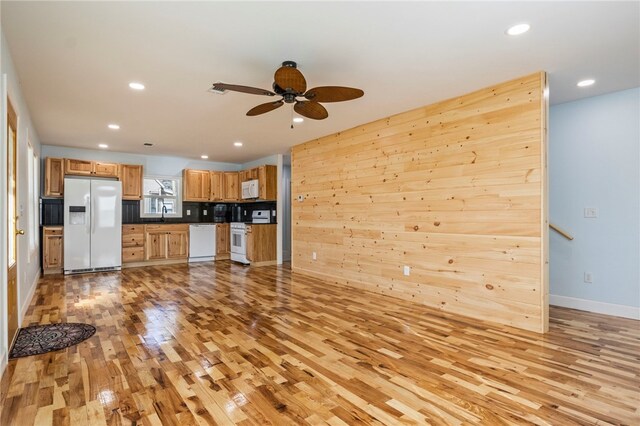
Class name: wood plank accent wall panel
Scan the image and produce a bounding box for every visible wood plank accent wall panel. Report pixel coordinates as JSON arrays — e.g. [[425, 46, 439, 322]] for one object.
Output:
[[291, 72, 549, 333]]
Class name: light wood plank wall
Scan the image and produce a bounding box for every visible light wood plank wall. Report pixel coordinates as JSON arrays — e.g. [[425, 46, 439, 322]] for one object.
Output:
[[291, 72, 549, 333]]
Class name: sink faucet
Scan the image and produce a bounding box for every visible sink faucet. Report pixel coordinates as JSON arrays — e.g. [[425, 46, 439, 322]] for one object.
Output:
[[161, 205, 167, 222]]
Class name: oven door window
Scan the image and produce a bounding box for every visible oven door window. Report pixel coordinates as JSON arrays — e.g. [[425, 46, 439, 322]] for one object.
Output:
[[232, 232, 244, 249]]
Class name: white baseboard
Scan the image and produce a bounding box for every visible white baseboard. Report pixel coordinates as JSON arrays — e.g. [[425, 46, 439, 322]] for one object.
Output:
[[0, 348, 6, 381], [19, 270, 40, 326], [550, 294, 640, 320]]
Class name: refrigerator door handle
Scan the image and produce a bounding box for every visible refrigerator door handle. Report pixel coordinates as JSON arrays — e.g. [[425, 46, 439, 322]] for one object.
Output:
[[91, 192, 96, 235]]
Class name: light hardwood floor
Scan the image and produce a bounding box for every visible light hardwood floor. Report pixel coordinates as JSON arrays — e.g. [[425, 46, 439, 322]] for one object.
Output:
[[1, 262, 638, 425]]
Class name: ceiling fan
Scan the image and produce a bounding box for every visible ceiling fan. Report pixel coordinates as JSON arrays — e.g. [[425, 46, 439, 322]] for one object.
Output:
[[210, 61, 364, 120]]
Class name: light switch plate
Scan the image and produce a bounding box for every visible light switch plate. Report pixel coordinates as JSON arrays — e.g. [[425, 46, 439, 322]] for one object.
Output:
[[403, 265, 411, 276], [312, 252, 317, 260], [584, 272, 593, 283], [203, 210, 208, 215], [186, 210, 191, 216], [584, 208, 598, 218]]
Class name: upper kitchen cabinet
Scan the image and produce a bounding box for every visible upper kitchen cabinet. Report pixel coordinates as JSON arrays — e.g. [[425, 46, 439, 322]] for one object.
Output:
[[44, 157, 143, 198], [120, 164, 143, 200], [223, 171, 240, 201], [258, 165, 277, 200], [210, 171, 223, 201], [93, 161, 119, 177], [44, 157, 64, 197], [64, 158, 93, 176], [183, 169, 211, 201], [64, 158, 119, 177], [239, 168, 259, 183]]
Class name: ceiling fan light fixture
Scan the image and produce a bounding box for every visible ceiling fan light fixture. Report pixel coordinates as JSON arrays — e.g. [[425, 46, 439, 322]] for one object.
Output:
[[129, 82, 145, 90], [293, 117, 304, 123], [108, 123, 120, 130], [234, 141, 243, 147]]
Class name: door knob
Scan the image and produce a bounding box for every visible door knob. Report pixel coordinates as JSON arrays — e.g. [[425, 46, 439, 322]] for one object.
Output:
[[16, 229, 25, 235]]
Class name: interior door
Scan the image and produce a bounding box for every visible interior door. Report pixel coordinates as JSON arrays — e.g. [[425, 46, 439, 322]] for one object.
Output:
[[7, 98, 21, 347]]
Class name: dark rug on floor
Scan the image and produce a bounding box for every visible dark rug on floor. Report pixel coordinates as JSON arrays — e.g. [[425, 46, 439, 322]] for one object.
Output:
[[9, 323, 96, 359]]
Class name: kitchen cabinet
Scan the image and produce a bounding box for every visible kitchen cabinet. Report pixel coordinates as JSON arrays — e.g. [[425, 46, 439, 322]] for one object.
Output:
[[64, 159, 94, 176], [43, 226, 64, 274], [183, 169, 211, 201], [94, 161, 119, 177], [144, 224, 189, 261], [216, 223, 230, 259], [167, 231, 189, 258], [210, 171, 223, 201], [44, 157, 64, 197], [122, 225, 144, 263], [223, 172, 240, 201], [239, 168, 258, 183], [258, 165, 277, 200], [146, 231, 168, 260], [246, 224, 276, 266], [120, 164, 143, 200]]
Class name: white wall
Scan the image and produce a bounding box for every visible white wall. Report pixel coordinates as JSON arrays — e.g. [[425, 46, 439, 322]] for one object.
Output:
[[41, 145, 240, 177], [549, 87, 640, 319], [1, 29, 43, 375], [242, 154, 278, 169]]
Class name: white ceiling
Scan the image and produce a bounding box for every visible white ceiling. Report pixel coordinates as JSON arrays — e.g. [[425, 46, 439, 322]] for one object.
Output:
[[2, 1, 638, 163]]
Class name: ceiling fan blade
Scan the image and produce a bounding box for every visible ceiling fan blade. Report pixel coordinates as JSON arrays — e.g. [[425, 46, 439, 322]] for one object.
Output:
[[274, 66, 307, 93], [212, 82, 275, 97], [304, 86, 364, 102], [246, 100, 284, 116], [294, 101, 328, 120]]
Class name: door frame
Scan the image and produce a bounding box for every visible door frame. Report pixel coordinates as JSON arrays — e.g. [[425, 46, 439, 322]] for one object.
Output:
[[6, 94, 20, 350]]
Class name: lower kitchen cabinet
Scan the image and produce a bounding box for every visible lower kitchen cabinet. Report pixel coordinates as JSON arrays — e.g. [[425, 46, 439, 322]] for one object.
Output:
[[144, 224, 189, 261], [122, 225, 144, 263], [246, 224, 276, 266], [216, 223, 230, 260], [167, 230, 188, 258], [43, 226, 64, 274]]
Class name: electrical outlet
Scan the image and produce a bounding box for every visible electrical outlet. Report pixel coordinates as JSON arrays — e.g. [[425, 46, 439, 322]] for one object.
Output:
[[584, 272, 593, 283], [312, 252, 317, 260], [203, 209, 208, 216], [584, 208, 598, 218], [186, 209, 191, 216], [403, 265, 411, 276]]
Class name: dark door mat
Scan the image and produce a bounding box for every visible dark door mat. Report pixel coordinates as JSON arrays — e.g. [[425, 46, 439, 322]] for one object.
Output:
[[9, 323, 96, 359]]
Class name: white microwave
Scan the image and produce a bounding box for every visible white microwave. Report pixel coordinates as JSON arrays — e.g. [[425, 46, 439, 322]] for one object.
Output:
[[241, 179, 259, 199]]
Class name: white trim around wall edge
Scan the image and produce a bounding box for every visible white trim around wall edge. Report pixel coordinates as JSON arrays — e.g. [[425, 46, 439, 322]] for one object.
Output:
[[20, 270, 40, 326], [550, 294, 640, 320]]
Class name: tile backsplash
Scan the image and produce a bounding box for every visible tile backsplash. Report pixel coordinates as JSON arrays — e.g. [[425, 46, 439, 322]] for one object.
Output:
[[41, 198, 276, 226]]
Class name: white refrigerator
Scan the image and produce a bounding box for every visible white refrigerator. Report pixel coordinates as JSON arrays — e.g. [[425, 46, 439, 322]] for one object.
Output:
[[64, 178, 122, 274]]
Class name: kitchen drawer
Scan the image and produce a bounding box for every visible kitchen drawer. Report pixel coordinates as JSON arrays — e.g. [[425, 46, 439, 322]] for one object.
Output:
[[123, 225, 144, 235], [122, 247, 144, 263], [44, 227, 63, 236], [144, 224, 189, 233], [122, 233, 144, 247]]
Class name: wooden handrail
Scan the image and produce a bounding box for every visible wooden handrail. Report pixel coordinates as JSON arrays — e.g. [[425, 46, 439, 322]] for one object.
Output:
[[550, 223, 574, 240]]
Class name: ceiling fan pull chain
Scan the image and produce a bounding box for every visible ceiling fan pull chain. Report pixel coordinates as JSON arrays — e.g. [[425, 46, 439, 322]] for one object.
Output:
[[291, 105, 294, 129]]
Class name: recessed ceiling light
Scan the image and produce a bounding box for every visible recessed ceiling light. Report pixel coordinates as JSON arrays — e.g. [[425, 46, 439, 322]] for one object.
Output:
[[129, 82, 145, 90], [506, 23, 530, 36], [234, 141, 243, 147], [577, 79, 595, 87], [293, 117, 304, 123], [108, 124, 120, 130], [98, 144, 108, 149], [201, 155, 209, 159]]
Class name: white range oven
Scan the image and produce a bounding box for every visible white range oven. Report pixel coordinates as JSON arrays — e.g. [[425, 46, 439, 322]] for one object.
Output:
[[230, 222, 248, 264], [230, 210, 272, 265]]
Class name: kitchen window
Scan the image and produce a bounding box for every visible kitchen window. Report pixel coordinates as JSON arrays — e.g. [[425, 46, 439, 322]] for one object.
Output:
[[140, 176, 183, 218]]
